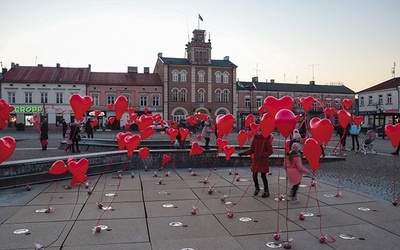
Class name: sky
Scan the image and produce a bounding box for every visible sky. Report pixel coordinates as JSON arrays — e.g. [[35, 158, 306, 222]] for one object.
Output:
[[1, 0, 399, 92]]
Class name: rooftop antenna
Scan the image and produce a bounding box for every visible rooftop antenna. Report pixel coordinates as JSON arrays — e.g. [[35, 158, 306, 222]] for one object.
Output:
[[35, 56, 37, 65], [284, 73, 286, 83], [296, 75, 298, 83], [309, 64, 319, 81], [392, 62, 396, 78], [253, 63, 261, 77]]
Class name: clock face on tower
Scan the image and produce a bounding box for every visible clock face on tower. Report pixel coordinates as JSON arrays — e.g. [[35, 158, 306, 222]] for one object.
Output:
[[197, 34, 203, 42]]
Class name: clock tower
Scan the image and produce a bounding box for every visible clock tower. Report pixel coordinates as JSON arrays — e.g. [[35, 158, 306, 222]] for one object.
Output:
[[186, 29, 212, 65]]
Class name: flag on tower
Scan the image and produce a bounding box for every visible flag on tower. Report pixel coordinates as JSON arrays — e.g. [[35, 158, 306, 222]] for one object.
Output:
[[252, 82, 257, 90], [198, 14, 203, 21]]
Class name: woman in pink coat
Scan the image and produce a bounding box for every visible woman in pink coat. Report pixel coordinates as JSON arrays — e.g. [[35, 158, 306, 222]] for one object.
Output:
[[284, 142, 309, 204], [238, 128, 273, 198]]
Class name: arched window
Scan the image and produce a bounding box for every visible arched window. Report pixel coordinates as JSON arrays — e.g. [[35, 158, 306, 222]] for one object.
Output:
[[180, 70, 187, 82], [172, 88, 178, 102], [198, 71, 205, 83], [180, 89, 187, 102], [215, 89, 222, 102], [198, 89, 205, 102], [223, 72, 229, 84], [223, 90, 229, 102], [173, 109, 186, 122], [172, 70, 179, 82], [215, 72, 222, 83]]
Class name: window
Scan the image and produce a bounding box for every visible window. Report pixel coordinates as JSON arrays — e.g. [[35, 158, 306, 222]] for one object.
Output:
[[215, 90, 222, 102], [326, 101, 332, 107], [172, 70, 179, 82], [256, 96, 262, 107], [41, 92, 48, 104], [25, 92, 32, 104], [172, 109, 186, 122], [223, 72, 229, 83], [56, 93, 63, 104], [198, 71, 205, 83], [368, 96, 373, 105], [245, 96, 250, 108], [335, 101, 340, 109], [180, 70, 187, 82], [387, 93, 392, 104], [7, 92, 15, 104], [360, 97, 364, 106], [198, 89, 205, 102], [223, 90, 229, 102], [107, 95, 115, 104], [172, 89, 178, 102], [378, 94, 383, 105], [152, 95, 160, 106], [180, 89, 187, 102], [123, 95, 131, 106], [140, 96, 148, 107], [312, 101, 318, 111], [215, 72, 221, 83]]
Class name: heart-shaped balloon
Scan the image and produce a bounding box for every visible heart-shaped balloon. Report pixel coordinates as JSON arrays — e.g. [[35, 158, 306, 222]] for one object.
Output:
[[223, 145, 236, 160], [94, 109, 101, 117], [324, 107, 336, 118], [274, 109, 296, 138], [0, 136, 16, 164], [67, 158, 89, 186], [179, 127, 189, 141], [138, 147, 150, 160], [216, 114, 235, 138], [343, 99, 354, 110], [124, 134, 141, 157], [337, 109, 351, 129], [144, 107, 149, 114], [48, 160, 67, 175], [245, 114, 254, 128], [246, 129, 256, 140], [140, 126, 156, 140], [352, 116, 363, 126], [299, 96, 314, 112], [114, 95, 128, 121], [153, 114, 162, 123], [196, 135, 202, 141], [385, 124, 400, 148], [128, 107, 135, 115], [303, 138, 322, 171], [90, 119, 99, 128], [263, 96, 294, 117], [216, 138, 229, 152], [258, 106, 266, 116], [69, 94, 93, 122], [116, 132, 132, 150], [189, 142, 204, 156], [238, 130, 247, 148], [137, 115, 154, 131], [249, 122, 260, 132], [108, 117, 115, 125], [260, 113, 275, 138], [162, 154, 171, 166], [107, 103, 114, 110], [309, 118, 334, 146], [168, 128, 179, 142]]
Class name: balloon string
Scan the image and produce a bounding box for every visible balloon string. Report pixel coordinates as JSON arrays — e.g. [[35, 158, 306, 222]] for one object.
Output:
[[47, 176, 61, 210], [394, 156, 398, 201]]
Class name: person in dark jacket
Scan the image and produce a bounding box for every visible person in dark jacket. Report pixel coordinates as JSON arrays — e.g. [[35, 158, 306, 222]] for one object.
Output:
[[69, 122, 81, 153], [238, 128, 273, 197], [40, 118, 49, 150], [85, 118, 94, 138], [62, 119, 68, 138]]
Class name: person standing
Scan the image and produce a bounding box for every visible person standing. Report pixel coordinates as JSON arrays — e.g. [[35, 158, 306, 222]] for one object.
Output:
[[284, 143, 310, 204], [349, 122, 361, 152], [85, 118, 94, 138], [69, 122, 81, 153], [238, 128, 273, 198], [62, 119, 68, 138], [201, 118, 214, 150], [40, 118, 49, 150]]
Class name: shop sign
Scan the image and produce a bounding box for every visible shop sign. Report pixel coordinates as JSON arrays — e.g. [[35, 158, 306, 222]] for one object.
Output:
[[13, 106, 43, 113]]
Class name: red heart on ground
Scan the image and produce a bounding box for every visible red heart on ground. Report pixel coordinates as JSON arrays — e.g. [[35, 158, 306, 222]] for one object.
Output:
[[67, 158, 89, 186]]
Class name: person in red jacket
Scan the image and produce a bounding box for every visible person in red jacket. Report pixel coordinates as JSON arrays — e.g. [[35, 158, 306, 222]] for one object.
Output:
[[238, 127, 273, 197]]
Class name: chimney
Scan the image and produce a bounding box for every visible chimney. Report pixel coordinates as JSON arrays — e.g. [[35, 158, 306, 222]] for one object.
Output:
[[2, 68, 7, 75], [252, 76, 258, 83], [270, 79, 275, 83], [158, 52, 163, 58], [144, 67, 150, 73], [11, 62, 15, 68], [128, 66, 138, 73], [56, 63, 60, 67], [88, 64, 91, 69], [310, 80, 315, 85], [223, 56, 229, 60], [38, 64, 43, 67]]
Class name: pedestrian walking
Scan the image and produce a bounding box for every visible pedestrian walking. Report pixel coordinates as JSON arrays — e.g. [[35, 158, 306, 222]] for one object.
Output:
[[85, 118, 94, 138], [238, 127, 273, 198], [201, 117, 214, 150], [65, 129, 72, 152], [62, 119, 68, 138], [349, 122, 361, 152], [40, 118, 49, 150], [69, 122, 81, 153]]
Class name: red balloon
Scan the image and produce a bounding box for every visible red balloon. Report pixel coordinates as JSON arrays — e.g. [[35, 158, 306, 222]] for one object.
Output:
[[67, 158, 89, 186], [196, 135, 202, 141], [299, 96, 314, 112], [258, 106, 266, 116], [114, 96, 128, 121], [216, 114, 235, 138], [260, 113, 275, 138], [153, 114, 162, 123], [140, 126, 156, 140], [128, 107, 135, 115], [337, 109, 351, 129], [168, 128, 179, 142], [94, 109, 101, 117], [189, 142, 204, 156], [116, 132, 132, 150], [249, 122, 259, 132], [143, 107, 149, 114], [245, 114, 254, 128], [263, 96, 294, 117], [223, 145, 236, 160], [90, 119, 98, 128], [385, 124, 400, 148], [324, 107, 335, 118], [0, 99, 14, 129], [107, 103, 114, 110], [49, 160, 67, 175], [137, 115, 154, 131], [179, 127, 189, 141], [238, 130, 247, 148], [138, 147, 150, 160], [343, 99, 354, 110], [303, 138, 322, 171], [352, 116, 363, 127], [69, 94, 93, 122], [246, 129, 256, 140], [124, 134, 141, 157], [0, 136, 16, 164], [216, 138, 229, 152], [309, 118, 334, 146], [162, 154, 171, 166], [274, 109, 296, 138]]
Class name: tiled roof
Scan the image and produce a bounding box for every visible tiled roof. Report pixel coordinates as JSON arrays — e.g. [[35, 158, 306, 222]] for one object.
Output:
[[159, 57, 237, 68], [238, 81, 355, 95], [1, 65, 90, 84], [90, 72, 162, 86], [357, 77, 400, 93]]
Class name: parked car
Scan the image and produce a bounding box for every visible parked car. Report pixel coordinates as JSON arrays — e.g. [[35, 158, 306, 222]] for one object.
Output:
[[150, 121, 170, 131]]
